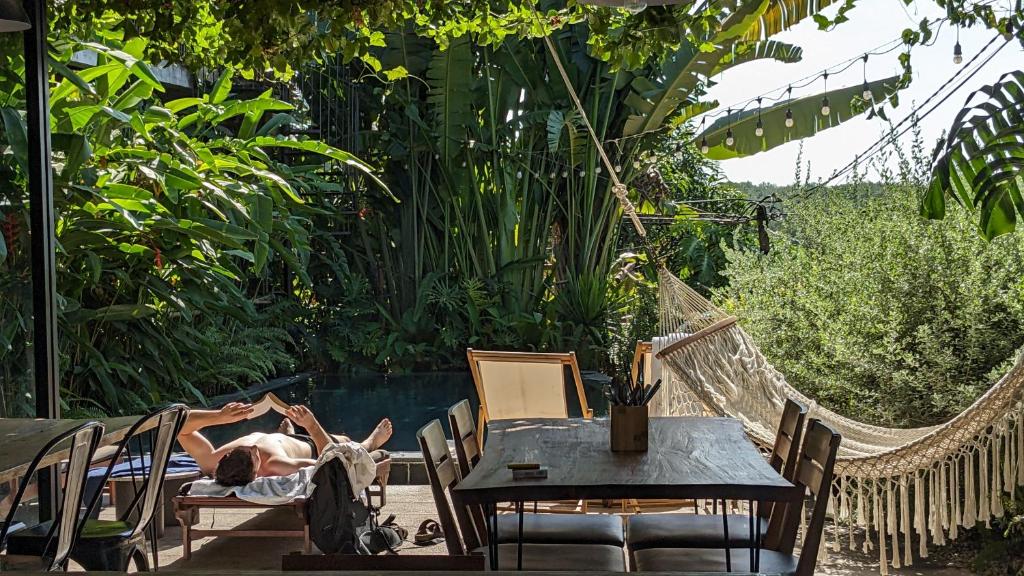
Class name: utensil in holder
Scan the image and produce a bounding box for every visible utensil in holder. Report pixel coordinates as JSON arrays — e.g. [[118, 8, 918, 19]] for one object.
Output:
[[610, 404, 649, 452]]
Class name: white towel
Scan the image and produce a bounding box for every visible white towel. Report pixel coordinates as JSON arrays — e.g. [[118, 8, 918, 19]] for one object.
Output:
[[186, 441, 377, 505]]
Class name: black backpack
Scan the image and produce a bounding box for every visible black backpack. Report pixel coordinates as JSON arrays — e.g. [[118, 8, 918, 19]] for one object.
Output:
[[307, 458, 374, 554], [306, 459, 404, 554]]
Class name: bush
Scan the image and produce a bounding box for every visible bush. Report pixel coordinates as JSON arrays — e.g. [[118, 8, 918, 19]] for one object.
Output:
[[715, 183, 1024, 427]]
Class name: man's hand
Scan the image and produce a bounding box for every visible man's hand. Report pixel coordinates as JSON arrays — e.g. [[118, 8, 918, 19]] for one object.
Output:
[[285, 405, 318, 430], [219, 402, 254, 424]]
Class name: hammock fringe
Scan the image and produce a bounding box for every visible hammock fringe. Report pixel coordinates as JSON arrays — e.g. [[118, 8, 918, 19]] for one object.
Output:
[[655, 267, 1024, 571]]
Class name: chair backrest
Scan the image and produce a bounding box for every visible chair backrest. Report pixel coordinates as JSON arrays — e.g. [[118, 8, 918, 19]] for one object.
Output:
[[0, 421, 105, 571], [417, 420, 479, 555], [83, 404, 188, 538], [781, 419, 841, 576], [446, 400, 488, 546], [770, 399, 808, 482], [630, 342, 653, 387], [448, 400, 481, 475], [466, 349, 592, 437]]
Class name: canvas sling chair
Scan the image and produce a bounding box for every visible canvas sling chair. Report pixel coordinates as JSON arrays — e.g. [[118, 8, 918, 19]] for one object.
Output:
[[466, 349, 593, 441]]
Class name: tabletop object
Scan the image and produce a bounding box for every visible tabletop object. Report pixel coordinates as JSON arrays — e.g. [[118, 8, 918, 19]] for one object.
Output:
[[0, 417, 155, 483], [454, 417, 800, 505]]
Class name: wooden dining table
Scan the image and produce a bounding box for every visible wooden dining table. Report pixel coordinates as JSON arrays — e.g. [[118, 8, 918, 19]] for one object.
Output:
[[453, 417, 802, 571], [0, 416, 153, 484]]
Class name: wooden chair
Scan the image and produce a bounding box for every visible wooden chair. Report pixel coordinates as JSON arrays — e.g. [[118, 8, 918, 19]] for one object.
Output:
[[631, 419, 841, 576], [466, 349, 592, 442], [447, 400, 624, 546], [0, 421, 105, 571], [630, 341, 653, 387], [626, 399, 807, 553], [416, 420, 626, 571]]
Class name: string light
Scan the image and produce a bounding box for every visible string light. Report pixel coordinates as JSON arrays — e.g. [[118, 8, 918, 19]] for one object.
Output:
[[561, 170, 568, 177], [954, 25, 963, 64], [622, 0, 647, 15], [516, 170, 523, 179], [614, 164, 622, 173], [784, 86, 795, 128], [467, 139, 476, 149], [861, 54, 872, 100], [754, 98, 764, 137], [1004, 20, 1014, 40], [549, 172, 556, 179], [595, 166, 602, 174], [724, 108, 735, 146], [820, 72, 831, 116], [700, 137, 709, 154]]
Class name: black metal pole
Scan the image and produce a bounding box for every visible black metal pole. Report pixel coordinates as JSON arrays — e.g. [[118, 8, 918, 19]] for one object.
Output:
[[23, 0, 59, 520], [23, 0, 58, 421]]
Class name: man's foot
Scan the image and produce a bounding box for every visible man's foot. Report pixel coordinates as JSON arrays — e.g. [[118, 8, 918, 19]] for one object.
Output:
[[363, 419, 393, 452], [278, 418, 295, 434]]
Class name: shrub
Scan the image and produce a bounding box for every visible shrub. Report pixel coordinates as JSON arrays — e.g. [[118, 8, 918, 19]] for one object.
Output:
[[715, 183, 1024, 427]]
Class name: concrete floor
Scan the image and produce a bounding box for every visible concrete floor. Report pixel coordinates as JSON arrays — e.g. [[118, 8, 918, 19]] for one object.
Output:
[[91, 486, 970, 575]]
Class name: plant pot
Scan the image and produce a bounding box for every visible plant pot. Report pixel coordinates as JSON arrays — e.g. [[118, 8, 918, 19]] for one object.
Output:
[[610, 405, 648, 452]]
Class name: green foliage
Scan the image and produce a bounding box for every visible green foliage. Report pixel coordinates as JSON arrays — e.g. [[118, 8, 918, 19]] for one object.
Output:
[[922, 70, 1024, 240], [0, 36, 382, 415], [716, 184, 1024, 427]]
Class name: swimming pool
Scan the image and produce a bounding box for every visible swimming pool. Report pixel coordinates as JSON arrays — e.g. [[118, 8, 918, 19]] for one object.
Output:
[[205, 370, 609, 452]]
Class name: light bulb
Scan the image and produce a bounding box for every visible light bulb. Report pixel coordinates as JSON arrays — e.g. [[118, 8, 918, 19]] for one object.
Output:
[[953, 42, 963, 64], [579, 170, 585, 177], [699, 137, 709, 154], [862, 82, 872, 100], [623, 0, 647, 15], [820, 97, 830, 117], [785, 109, 794, 128], [755, 119, 764, 137], [461, 161, 467, 167], [633, 161, 641, 169], [595, 166, 602, 174], [562, 170, 568, 177], [725, 129, 734, 147], [467, 139, 476, 149], [1004, 21, 1014, 40], [549, 172, 556, 179], [434, 153, 440, 159], [516, 171, 523, 179], [614, 165, 622, 173]]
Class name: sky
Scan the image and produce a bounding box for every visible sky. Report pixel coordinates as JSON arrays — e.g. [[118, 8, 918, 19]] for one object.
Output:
[[708, 0, 1023, 185]]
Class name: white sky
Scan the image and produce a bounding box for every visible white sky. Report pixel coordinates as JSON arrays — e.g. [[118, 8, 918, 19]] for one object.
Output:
[[711, 0, 1023, 185]]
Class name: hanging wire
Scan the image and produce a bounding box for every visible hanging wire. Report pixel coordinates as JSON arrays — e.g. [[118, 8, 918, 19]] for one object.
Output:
[[792, 34, 1011, 200]]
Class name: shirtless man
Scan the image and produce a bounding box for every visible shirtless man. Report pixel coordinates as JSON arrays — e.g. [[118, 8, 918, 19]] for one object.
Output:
[[178, 403, 392, 486]]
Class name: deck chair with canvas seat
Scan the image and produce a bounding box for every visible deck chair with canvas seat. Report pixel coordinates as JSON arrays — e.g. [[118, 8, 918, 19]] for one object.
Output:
[[466, 349, 593, 441]]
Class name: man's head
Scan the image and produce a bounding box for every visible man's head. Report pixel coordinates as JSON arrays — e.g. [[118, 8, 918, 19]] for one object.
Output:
[[215, 446, 259, 486]]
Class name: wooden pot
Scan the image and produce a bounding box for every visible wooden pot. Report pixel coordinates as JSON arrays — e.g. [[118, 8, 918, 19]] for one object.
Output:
[[610, 405, 649, 452]]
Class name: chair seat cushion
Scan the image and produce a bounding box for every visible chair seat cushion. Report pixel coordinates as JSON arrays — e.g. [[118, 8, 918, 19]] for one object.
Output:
[[7, 518, 136, 555], [497, 513, 624, 545], [627, 513, 766, 550], [633, 547, 797, 574], [471, 543, 626, 571]]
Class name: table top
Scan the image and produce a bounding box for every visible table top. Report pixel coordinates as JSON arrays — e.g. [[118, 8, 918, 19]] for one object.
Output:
[[453, 417, 800, 504], [0, 416, 152, 483]]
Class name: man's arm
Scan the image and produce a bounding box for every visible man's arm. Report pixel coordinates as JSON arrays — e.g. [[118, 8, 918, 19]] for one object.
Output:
[[177, 403, 254, 475], [285, 405, 333, 456]]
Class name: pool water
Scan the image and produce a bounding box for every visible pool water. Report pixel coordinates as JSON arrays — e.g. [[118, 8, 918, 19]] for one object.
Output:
[[205, 370, 608, 452]]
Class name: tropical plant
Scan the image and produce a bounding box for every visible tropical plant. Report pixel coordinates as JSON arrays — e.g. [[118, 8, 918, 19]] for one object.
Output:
[[302, 0, 896, 371], [0, 35, 383, 415], [922, 70, 1024, 240]]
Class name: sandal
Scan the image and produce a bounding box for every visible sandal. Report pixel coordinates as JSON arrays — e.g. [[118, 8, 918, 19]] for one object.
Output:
[[413, 519, 444, 545], [381, 514, 409, 541]]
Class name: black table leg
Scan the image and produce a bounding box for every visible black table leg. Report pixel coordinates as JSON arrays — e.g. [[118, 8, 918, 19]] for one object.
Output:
[[753, 500, 761, 572], [517, 500, 524, 570], [748, 499, 755, 570], [722, 499, 731, 572], [489, 502, 499, 570]]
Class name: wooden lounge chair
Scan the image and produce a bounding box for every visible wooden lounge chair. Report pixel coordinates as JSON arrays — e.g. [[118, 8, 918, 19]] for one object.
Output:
[[631, 419, 841, 575], [172, 453, 391, 560], [447, 400, 624, 546], [416, 419, 626, 571], [466, 349, 593, 441], [626, 399, 807, 554]]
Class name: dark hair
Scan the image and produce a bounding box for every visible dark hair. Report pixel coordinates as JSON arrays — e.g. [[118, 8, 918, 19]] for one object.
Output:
[[215, 448, 257, 486]]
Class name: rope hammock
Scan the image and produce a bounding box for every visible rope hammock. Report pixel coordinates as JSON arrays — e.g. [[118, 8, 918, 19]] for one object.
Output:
[[535, 12, 1024, 572]]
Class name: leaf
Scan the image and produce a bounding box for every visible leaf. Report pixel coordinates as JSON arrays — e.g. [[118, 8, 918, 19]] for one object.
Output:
[[209, 69, 234, 104], [698, 75, 902, 159], [711, 41, 804, 76], [249, 137, 392, 197], [742, 0, 843, 41], [426, 36, 474, 160], [924, 71, 1024, 240], [1, 108, 28, 174]]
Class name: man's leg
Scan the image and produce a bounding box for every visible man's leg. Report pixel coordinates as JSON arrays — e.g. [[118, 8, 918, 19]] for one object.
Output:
[[327, 419, 392, 452]]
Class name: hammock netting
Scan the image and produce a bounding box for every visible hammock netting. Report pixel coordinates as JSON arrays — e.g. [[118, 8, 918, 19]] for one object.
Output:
[[654, 267, 1024, 572]]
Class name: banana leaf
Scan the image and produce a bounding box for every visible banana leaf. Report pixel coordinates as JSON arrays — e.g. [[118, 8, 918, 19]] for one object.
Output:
[[698, 75, 900, 159]]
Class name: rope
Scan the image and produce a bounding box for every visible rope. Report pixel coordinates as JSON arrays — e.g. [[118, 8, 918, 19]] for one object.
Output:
[[527, 6, 667, 265]]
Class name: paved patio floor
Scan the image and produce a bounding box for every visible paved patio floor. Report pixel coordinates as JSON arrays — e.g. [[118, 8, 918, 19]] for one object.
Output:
[[89, 486, 970, 575]]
